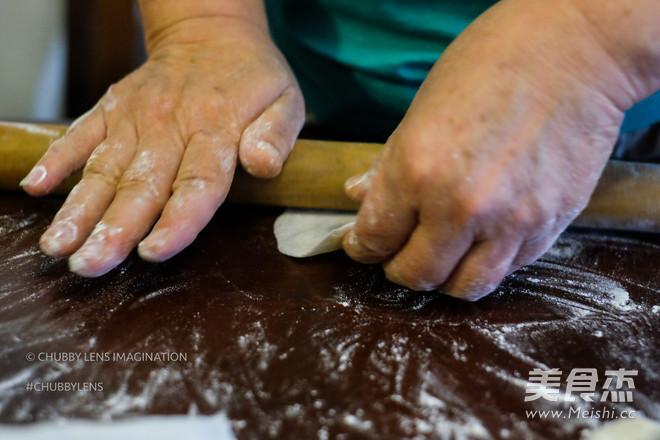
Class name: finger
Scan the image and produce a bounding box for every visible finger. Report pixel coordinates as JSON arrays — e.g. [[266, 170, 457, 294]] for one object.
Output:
[[68, 134, 184, 277], [508, 229, 562, 274], [444, 238, 522, 301], [238, 86, 305, 178], [138, 132, 237, 262], [382, 222, 474, 291], [342, 158, 417, 264], [344, 169, 374, 202], [39, 124, 138, 257], [21, 105, 107, 196]]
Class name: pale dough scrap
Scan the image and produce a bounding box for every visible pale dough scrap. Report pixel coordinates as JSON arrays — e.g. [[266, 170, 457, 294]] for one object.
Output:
[[585, 417, 660, 440], [273, 209, 357, 258], [0, 414, 236, 440]]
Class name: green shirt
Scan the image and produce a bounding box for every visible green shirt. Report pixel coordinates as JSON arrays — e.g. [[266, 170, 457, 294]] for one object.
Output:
[[266, 0, 660, 138]]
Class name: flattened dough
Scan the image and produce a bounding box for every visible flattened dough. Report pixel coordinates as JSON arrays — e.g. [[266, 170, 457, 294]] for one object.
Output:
[[585, 417, 660, 440], [0, 414, 236, 440], [273, 209, 357, 258]]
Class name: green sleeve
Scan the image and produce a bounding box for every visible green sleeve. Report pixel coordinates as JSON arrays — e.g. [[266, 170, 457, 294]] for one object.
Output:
[[266, 0, 495, 137], [267, 0, 660, 138]]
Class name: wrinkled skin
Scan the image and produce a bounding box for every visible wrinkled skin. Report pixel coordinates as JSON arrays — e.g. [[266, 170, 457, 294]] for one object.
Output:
[[21, 0, 659, 300], [342, 0, 652, 300], [22, 16, 304, 277]]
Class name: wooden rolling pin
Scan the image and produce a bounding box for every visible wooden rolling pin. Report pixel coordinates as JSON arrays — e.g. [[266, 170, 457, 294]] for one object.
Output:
[[0, 121, 658, 232]]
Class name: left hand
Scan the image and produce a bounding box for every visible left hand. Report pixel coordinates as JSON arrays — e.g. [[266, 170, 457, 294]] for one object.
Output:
[[21, 14, 304, 277]]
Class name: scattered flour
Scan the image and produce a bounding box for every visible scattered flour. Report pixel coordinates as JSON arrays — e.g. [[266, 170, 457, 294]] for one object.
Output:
[[1, 205, 658, 440], [0, 414, 236, 440]]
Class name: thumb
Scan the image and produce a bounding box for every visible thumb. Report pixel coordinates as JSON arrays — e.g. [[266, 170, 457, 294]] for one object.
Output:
[[238, 86, 305, 178], [344, 169, 374, 202]]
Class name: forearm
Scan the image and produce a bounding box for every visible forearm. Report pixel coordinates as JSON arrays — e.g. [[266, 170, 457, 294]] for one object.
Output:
[[137, 0, 268, 52], [567, 0, 660, 105], [450, 0, 660, 122]]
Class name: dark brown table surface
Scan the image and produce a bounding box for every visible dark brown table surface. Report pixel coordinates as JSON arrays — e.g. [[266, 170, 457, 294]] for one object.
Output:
[[0, 192, 658, 439]]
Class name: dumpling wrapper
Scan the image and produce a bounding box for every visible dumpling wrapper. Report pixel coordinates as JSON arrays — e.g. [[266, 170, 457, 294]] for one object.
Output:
[[0, 414, 236, 440], [273, 209, 357, 258], [585, 417, 660, 440]]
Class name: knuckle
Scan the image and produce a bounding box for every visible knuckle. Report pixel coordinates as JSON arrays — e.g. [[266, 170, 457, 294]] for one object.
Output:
[[100, 85, 118, 112], [204, 93, 233, 118], [345, 234, 390, 264], [66, 105, 99, 135], [387, 129, 442, 186], [445, 276, 498, 301], [190, 90, 238, 130], [273, 86, 306, 129], [453, 195, 498, 226], [45, 137, 79, 162], [511, 202, 538, 228], [286, 89, 306, 122], [512, 252, 540, 270], [352, 226, 397, 258], [510, 194, 565, 237], [116, 150, 169, 202], [82, 158, 123, 189], [384, 263, 439, 292], [139, 87, 178, 118], [384, 250, 447, 292], [117, 173, 165, 203], [172, 172, 218, 194], [356, 236, 394, 257]]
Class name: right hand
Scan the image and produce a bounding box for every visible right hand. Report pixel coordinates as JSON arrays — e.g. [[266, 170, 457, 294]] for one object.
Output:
[[21, 15, 305, 277], [341, 0, 659, 301]]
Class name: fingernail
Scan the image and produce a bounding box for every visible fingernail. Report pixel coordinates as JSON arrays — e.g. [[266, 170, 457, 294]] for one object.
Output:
[[20, 165, 47, 187], [344, 173, 366, 191], [137, 228, 169, 262], [68, 223, 122, 277], [68, 239, 105, 276], [256, 140, 283, 171], [68, 253, 90, 276], [344, 170, 374, 198], [40, 221, 78, 256], [68, 250, 117, 278]]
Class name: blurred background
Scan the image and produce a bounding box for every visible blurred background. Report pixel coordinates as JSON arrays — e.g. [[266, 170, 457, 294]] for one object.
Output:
[[0, 0, 144, 122]]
